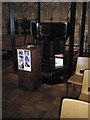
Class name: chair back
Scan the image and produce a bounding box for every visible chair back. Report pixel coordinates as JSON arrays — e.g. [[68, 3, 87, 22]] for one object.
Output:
[[75, 57, 90, 76], [81, 69, 90, 95], [60, 98, 89, 119]]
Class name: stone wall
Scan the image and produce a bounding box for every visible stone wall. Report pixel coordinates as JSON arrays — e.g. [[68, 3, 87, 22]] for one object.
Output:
[[2, 2, 84, 34], [2, 2, 89, 53]]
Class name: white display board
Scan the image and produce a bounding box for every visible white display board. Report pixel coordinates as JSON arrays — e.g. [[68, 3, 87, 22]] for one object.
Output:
[[55, 54, 64, 68], [17, 49, 31, 71], [55, 57, 63, 68]]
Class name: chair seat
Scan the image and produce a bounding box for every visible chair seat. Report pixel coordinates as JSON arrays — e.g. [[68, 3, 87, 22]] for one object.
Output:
[[68, 74, 83, 85], [60, 98, 89, 119], [79, 93, 90, 103]]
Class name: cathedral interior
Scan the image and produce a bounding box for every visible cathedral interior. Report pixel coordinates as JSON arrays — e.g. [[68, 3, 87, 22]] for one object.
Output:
[[1, 2, 90, 119]]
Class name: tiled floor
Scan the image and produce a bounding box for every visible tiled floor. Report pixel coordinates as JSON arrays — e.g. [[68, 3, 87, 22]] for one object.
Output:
[[2, 59, 81, 119]]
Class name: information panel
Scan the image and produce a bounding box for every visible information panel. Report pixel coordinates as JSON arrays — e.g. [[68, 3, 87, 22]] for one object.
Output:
[[17, 49, 31, 71]]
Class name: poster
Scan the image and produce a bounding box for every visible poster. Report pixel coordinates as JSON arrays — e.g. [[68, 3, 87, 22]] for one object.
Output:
[[17, 49, 31, 71]]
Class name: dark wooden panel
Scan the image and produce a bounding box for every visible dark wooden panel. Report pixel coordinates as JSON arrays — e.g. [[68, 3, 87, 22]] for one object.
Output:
[[18, 46, 41, 91]]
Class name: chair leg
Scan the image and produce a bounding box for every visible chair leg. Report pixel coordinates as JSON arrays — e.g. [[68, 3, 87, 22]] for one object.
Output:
[[66, 82, 69, 96]]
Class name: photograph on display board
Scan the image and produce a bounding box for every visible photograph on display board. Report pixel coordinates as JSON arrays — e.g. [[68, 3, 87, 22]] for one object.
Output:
[[17, 49, 31, 71], [18, 50, 24, 70], [24, 50, 31, 71]]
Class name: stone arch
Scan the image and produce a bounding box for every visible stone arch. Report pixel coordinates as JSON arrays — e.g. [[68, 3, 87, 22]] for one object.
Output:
[[63, 3, 71, 21], [51, 2, 70, 22], [13, 3, 20, 19], [76, 3, 82, 24], [52, 7, 61, 22], [40, 3, 47, 22], [30, 3, 37, 22], [19, 2, 31, 19]]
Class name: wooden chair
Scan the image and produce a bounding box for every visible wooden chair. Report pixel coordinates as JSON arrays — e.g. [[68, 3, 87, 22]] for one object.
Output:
[[60, 98, 90, 119], [67, 57, 90, 94], [79, 69, 90, 102]]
